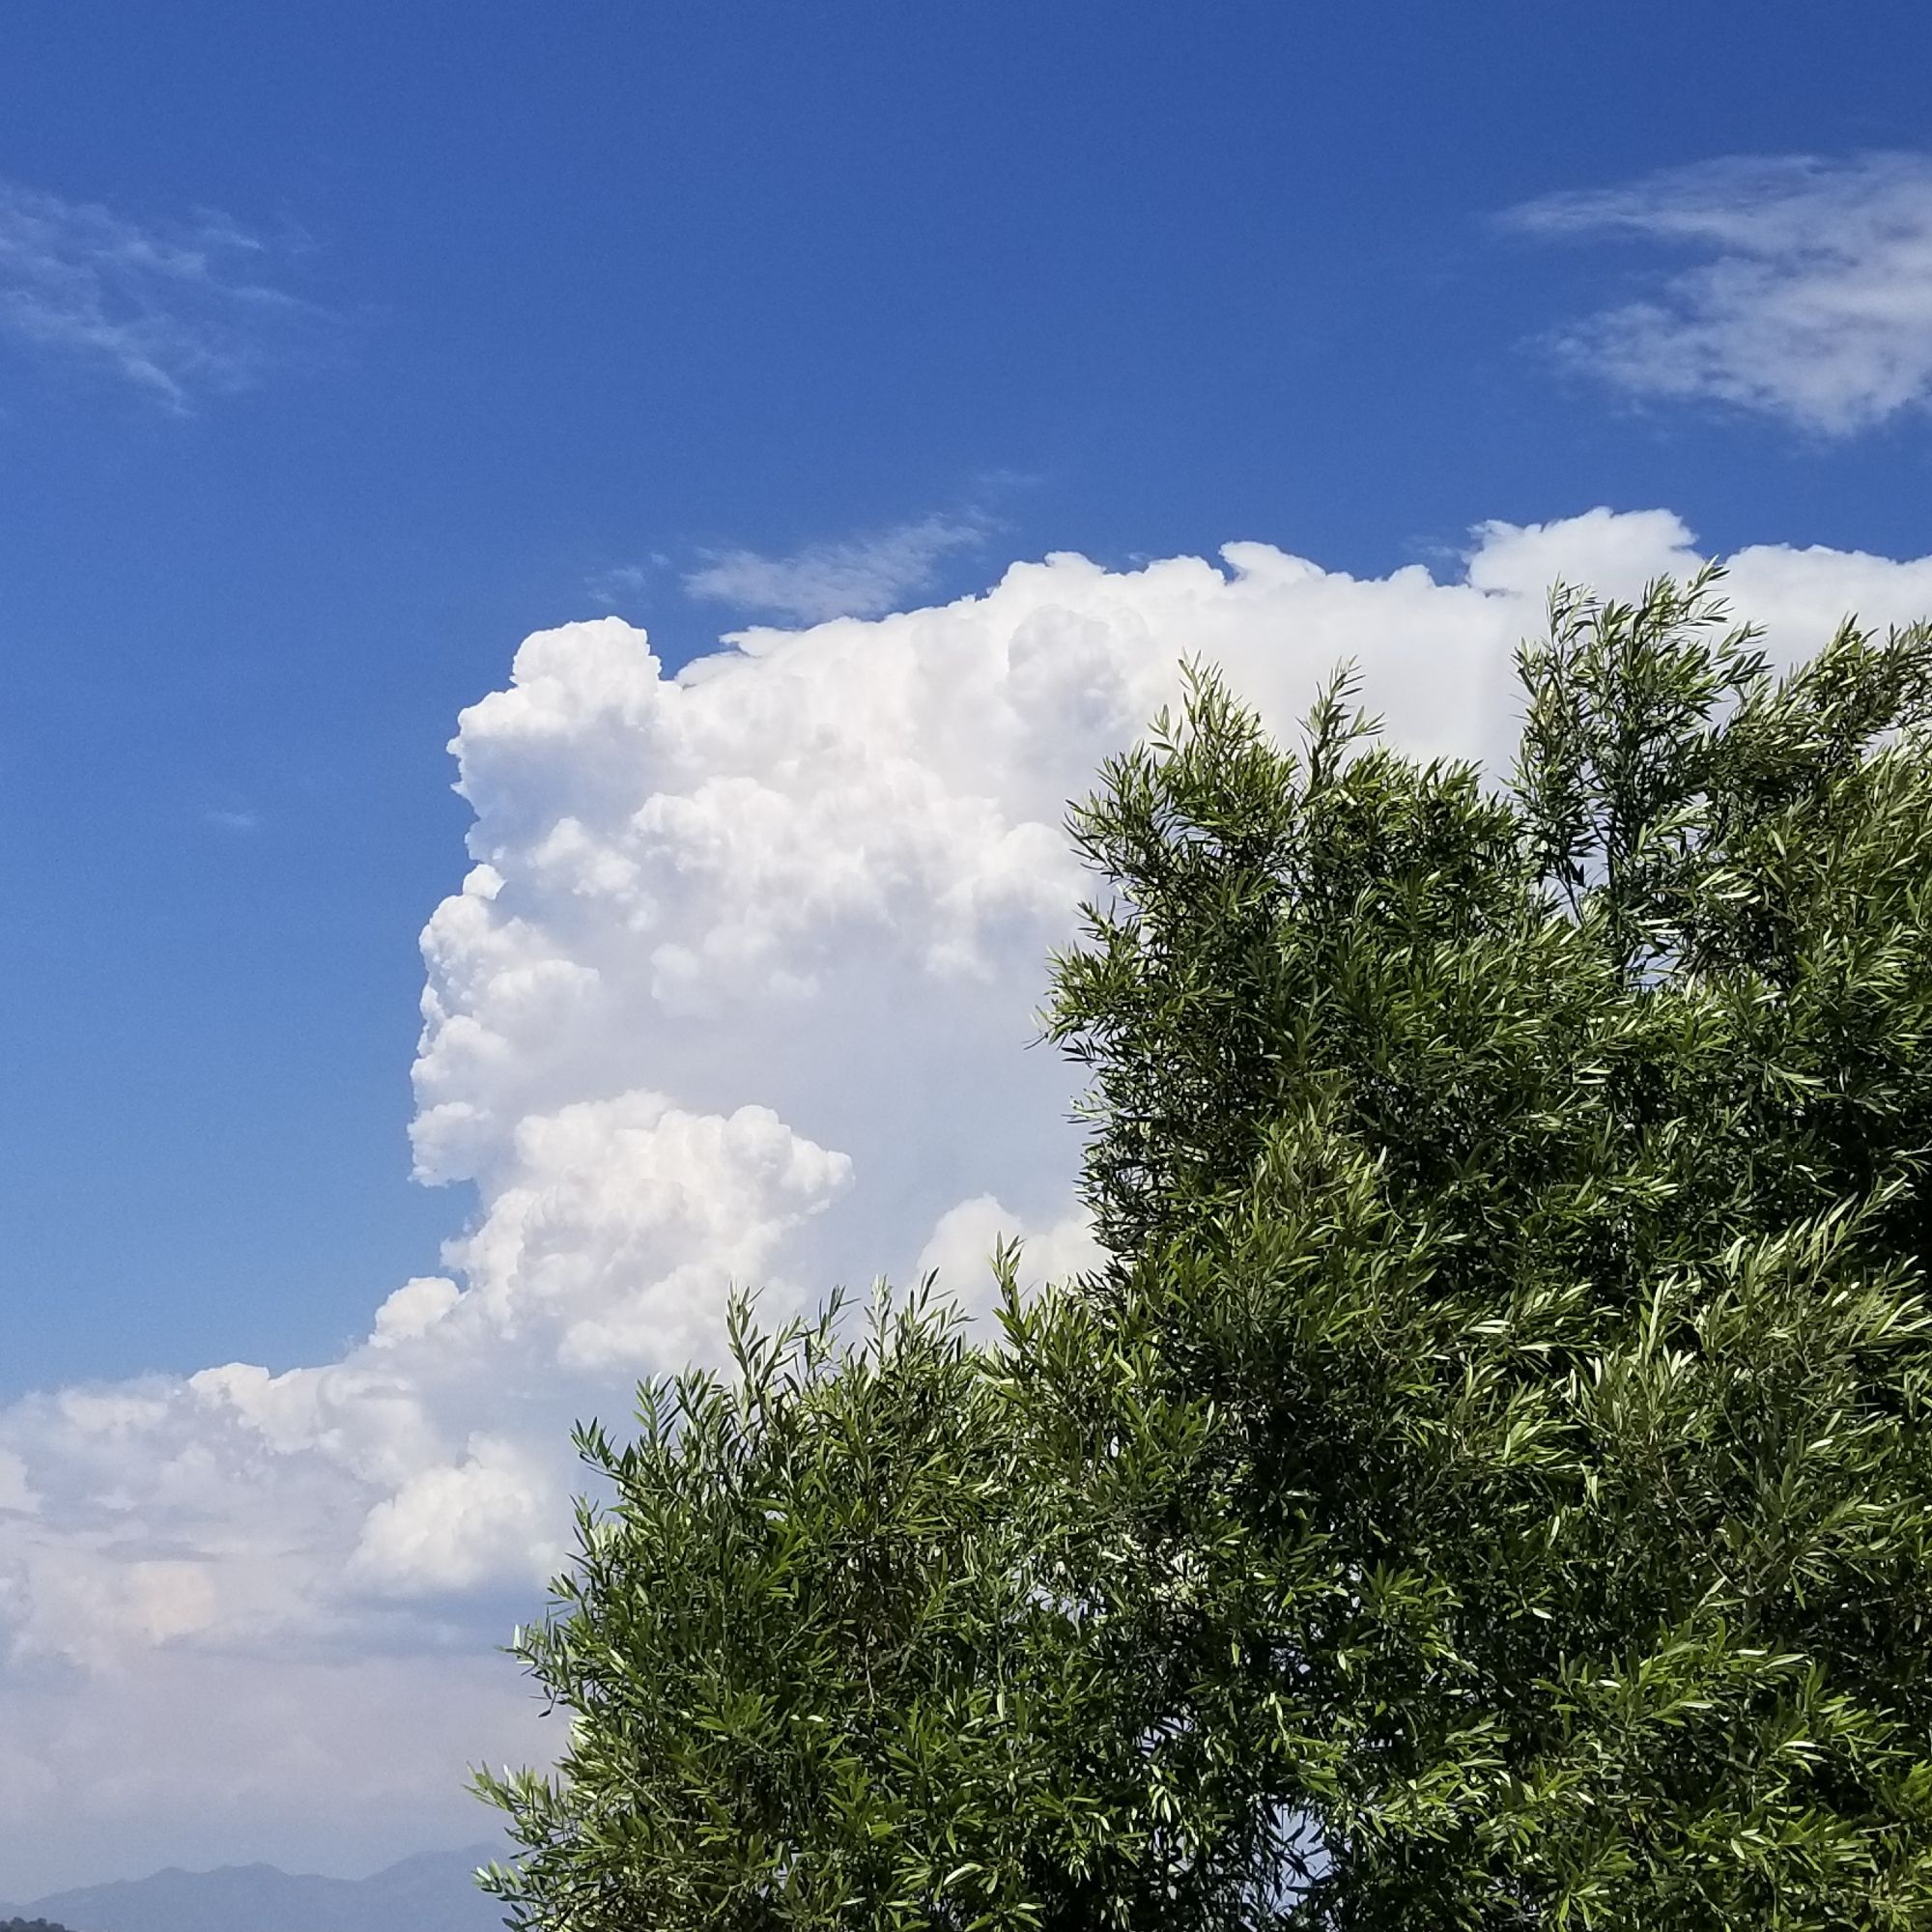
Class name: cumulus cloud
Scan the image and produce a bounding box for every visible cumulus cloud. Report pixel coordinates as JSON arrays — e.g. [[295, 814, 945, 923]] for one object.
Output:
[[5, 511, 1932, 1892], [917, 1195, 1104, 1296], [1508, 152, 1932, 433], [0, 181, 326, 410], [683, 511, 992, 621], [351, 1435, 566, 1596]]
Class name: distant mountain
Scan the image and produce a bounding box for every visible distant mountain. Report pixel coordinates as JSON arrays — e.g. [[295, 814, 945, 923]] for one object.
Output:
[[14, 1844, 506, 1932]]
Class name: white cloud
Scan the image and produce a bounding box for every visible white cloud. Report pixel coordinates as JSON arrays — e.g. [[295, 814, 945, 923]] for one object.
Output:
[[351, 1435, 565, 1596], [4, 511, 1932, 1893], [0, 181, 324, 410], [1508, 152, 1932, 433], [916, 1194, 1104, 1297], [683, 511, 991, 621], [448, 1091, 854, 1372], [369, 1275, 462, 1349]]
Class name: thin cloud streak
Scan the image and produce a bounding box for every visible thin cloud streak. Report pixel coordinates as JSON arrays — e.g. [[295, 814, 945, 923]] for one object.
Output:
[[1507, 152, 1932, 434], [585, 563, 655, 611], [683, 511, 993, 623], [0, 182, 327, 410]]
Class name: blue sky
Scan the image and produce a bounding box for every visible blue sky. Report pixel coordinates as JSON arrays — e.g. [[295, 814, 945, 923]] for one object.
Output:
[[5, 1, 1929, 1393], [6, 0, 1932, 1891]]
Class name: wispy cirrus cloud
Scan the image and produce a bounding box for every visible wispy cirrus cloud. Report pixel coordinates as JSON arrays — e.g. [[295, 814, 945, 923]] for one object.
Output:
[[1507, 152, 1932, 435], [585, 562, 658, 611], [0, 182, 327, 411], [683, 510, 993, 623]]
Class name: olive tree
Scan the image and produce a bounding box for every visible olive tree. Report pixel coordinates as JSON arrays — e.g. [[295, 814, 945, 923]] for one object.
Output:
[[481, 572, 1932, 1928]]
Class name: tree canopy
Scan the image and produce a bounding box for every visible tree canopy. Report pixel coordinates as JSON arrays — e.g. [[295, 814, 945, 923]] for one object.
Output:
[[478, 571, 1932, 1928]]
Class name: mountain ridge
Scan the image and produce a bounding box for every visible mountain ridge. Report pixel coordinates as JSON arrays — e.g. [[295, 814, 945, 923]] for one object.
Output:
[[11, 1843, 507, 1932]]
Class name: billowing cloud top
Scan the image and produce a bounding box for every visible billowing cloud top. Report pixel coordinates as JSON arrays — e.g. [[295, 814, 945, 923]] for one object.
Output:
[[5, 510, 1932, 1894]]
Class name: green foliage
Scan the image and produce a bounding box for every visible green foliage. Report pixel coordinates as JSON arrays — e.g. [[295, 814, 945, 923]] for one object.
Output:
[[474, 1285, 1198, 1930], [480, 572, 1932, 1928]]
